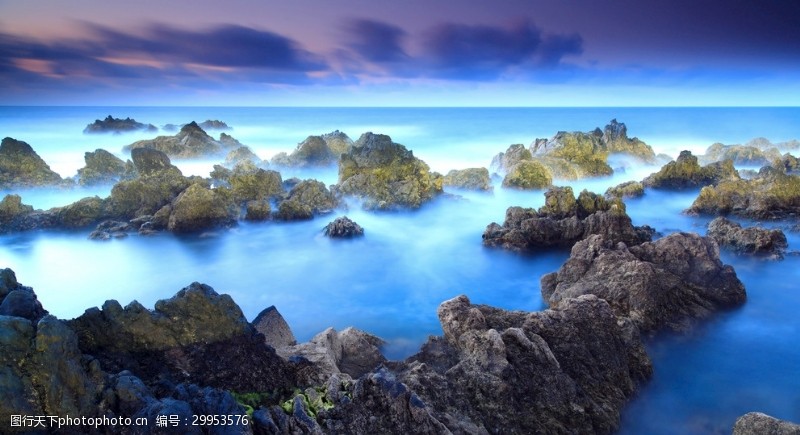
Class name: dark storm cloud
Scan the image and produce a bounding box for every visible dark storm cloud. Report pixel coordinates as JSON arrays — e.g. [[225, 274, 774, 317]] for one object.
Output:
[[345, 19, 408, 63]]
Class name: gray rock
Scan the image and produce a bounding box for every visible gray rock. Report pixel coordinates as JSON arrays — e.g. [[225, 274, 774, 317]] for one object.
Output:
[[84, 115, 157, 134], [541, 233, 746, 333], [280, 327, 386, 382], [323, 216, 364, 238], [0, 137, 65, 188], [125, 122, 241, 159], [707, 217, 787, 257], [643, 150, 739, 189], [253, 306, 297, 348], [167, 183, 238, 233], [271, 135, 337, 168], [443, 167, 492, 191], [733, 412, 800, 435]]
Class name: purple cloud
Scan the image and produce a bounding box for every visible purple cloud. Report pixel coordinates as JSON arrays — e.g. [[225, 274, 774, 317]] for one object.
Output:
[[345, 19, 408, 63]]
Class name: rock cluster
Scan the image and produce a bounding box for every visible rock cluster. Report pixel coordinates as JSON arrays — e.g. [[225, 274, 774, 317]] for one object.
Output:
[[0, 137, 66, 189], [482, 187, 653, 252], [699, 142, 782, 166], [124, 122, 241, 158], [541, 233, 746, 332], [336, 132, 442, 209], [83, 115, 157, 134], [707, 216, 787, 257], [442, 167, 492, 191], [643, 150, 739, 189], [76, 148, 135, 186]]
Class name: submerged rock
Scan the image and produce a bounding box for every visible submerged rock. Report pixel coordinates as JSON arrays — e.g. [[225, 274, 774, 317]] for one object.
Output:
[[502, 160, 552, 189], [442, 167, 492, 191], [483, 186, 653, 252], [83, 115, 157, 134], [336, 132, 442, 209], [271, 135, 337, 167], [124, 122, 240, 158], [643, 150, 739, 189], [76, 148, 133, 186], [707, 217, 787, 257], [688, 167, 800, 219], [0, 137, 65, 188], [541, 233, 746, 333], [323, 216, 364, 238], [733, 412, 800, 435]]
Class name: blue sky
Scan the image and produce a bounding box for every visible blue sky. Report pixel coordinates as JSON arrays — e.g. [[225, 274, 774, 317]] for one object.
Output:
[[0, 0, 798, 106]]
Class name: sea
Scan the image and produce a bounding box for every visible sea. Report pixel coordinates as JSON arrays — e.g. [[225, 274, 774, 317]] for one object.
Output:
[[1, 106, 799, 434]]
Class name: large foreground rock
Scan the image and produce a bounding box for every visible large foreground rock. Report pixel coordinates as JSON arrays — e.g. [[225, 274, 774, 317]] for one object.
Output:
[[336, 132, 442, 209], [733, 412, 800, 435], [483, 187, 653, 252], [643, 150, 739, 189], [124, 122, 240, 158], [0, 137, 65, 188], [707, 217, 787, 257], [541, 233, 746, 333], [688, 167, 800, 219]]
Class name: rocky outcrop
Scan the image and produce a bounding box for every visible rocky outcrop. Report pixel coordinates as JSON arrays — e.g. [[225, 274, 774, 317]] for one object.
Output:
[[271, 135, 337, 167], [228, 161, 285, 203], [643, 150, 739, 189], [124, 122, 240, 158], [76, 148, 134, 186], [281, 179, 338, 215], [106, 149, 190, 219], [490, 144, 532, 174], [541, 233, 746, 333], [393, 294, 652, 434], [167, 183, 238, 233], [688, 167, 800, 219], [0, 194, 34, 232], [700, 142, 782, 166], [605, 180, 645, 199], [0, 137, 66, 188], [336, 132, 442, 209], [198, 119, 231, 130], [323, 216, 364, 238], [707, 217, 787, 257], [321, 130, 353, 156], [83, 115, 157, 134], [253, 305, 297, 348], [244, 199, 271, 221], [224, 145, 264, 167], [502, 160, 552, 189], [274, 199, 314, 221], [443, 167, 492, 191], [483, 187, 653, 252], [733, 412, 800, 435]]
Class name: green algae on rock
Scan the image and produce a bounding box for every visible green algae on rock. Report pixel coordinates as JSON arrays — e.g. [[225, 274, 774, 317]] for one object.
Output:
[[502, 160, 552, 189], [0, 137, 66, 189], [124, 121, 241, 159], [443, 167, 492, 191], [688, 167, 800, 219], [76, 148, 134, 186], [643, 150, 739, 189]]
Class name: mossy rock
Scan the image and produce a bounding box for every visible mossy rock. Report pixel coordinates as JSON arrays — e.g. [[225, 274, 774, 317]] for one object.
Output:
[[532, 156, 583, 180], [502, 161, 553, 190], [688, 168, 800, 219], [285, 180, 338, 214], [229, 162, 284, 203], [643, 151, 739, 189], [602, 119, 656, 162], [124, 122, 240, 158], [443, 168, 492, 191], [224, 146, 263, 167], [271, 136, 337, 167], [605, 181, 645, 199], [700, 142, 781, 166], [107, 170, 190, 219], [274, 200, 313, 221], [490, 144, 532, 173], [0, 194, 34, 226], [321, 130, 353, 156], [167, 184, 238, 233], [56, 196, 107, 228], [77, 149, 128, 186], [0, 137, 64, 188], [244, 200, 271, 221], [336, 133, 442, 209]]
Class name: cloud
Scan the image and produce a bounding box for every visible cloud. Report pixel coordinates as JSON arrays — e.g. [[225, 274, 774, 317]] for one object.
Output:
[[344, 19, 408, 63]]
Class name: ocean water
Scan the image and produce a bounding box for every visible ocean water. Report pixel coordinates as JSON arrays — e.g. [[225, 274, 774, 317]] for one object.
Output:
[[1, 107, 799, 433]]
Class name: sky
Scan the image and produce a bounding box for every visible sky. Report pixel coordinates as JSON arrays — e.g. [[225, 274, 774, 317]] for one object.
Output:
[[0, 0, 798, 106]]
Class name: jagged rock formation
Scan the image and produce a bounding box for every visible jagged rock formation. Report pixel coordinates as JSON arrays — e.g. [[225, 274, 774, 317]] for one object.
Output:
[[707, 216, 787, 257], [83, 115, 157, 134], [271, 135, 338, 167], [198, 119, 231, 130], [323, 216, 364, 238], [733, 412, 800, 435], [76, 148, 135, 186], [321, 130, 354, 156], [687, 166, 800, 219], [0, 137, 66, 188], [541, 233, 746, 333], [442, 167, 492, 191], [253, 305, 297, 348], [335, 132, 442, 209], [167, 183, 238, 233], [483, 187, 653, 252], [699, 142, 782, 166], [124, 122, 241, 158], [605, 180, 645, 199], [643, 150, 739, 189], [502, 160, 552, 189], [224, 145, 264, 167]]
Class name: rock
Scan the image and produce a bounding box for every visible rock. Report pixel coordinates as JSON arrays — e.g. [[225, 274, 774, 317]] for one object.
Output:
[[700, 142, 782, 166], [502, 160, 553, 189], [280, 179, 338, 216], [88, 220, 133, 240], [783, 153, 800, 173], [124, 122, 240, 159], [279, 327, 386, 382], [336, 132, 442, 209], [274, 199, 313, 221], [733, 412, 800, 435], [321, 130, 354, 156], [643, 150, 739, 189], [392, 294, 652, 434], [0, 137, 65, 188], [687, 167, 800, 219], [76, 148, 132, 186], [443, 167, 492, 190], [69, 282, 297, 392], [271, 135, 337, 167], [167, 183, 238, 233], [55, 196, 107, 228], [84, 115, 156, 133], [224, 146, 263, 167], [244, 199, 271, 221], [707, 217, 787, 256], [490, 143, 532, 174], [541, 232, 746, 333], [0, 268, 48, 322], [253, 306, 297, 348], [198, 119, 231, 130], [107, 151, 190, 219], [229, 161, 285, 203], [323, 216, 364, 238], [483, 187, 653, 252], [605, 180, 645, 199], [0, 194, 34, 229]]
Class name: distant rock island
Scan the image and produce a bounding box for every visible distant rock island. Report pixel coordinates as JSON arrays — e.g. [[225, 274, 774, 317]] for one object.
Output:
[[83, 115, 157, 134]]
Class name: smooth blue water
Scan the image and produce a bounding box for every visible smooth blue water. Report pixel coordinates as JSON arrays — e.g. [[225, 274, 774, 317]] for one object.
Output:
[[1, 107, 799, 433]]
